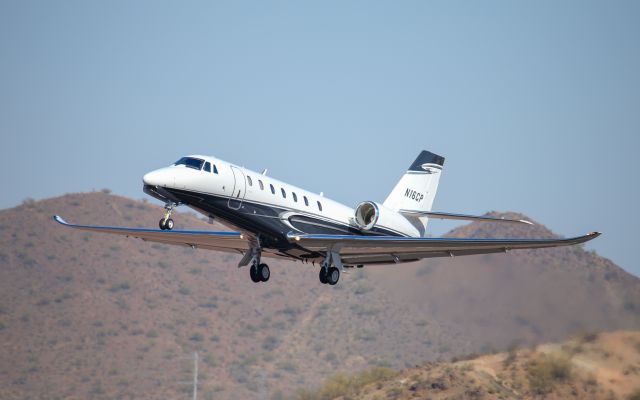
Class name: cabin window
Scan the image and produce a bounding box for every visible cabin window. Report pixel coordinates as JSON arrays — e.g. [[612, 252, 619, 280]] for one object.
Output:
[[292, 192, 298, 202], [259, 180, 264, 190], [317, 201, 323, 212], [281, 188, 286, 198], [174, 157, 204, 170], [270, 184, 275, 194], [203, 162, 211, 173], [213, 164, 218, 174], [247, 176, 253, 186], [304, 196, 309, 206]]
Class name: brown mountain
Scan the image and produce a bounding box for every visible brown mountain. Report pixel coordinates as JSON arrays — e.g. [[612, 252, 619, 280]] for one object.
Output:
[[0, 192, 637, 399]]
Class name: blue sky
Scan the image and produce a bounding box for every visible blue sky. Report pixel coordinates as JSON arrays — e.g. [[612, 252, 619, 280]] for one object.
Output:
[[1, 1, 638, 275]]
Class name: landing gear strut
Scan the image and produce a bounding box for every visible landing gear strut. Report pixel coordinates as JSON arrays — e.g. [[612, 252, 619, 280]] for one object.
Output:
[[159, 203, 176, 230], [239, 236, 270, 283]]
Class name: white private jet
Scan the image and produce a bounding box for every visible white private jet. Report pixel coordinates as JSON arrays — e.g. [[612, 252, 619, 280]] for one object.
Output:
[[54, 150, 600, 285]]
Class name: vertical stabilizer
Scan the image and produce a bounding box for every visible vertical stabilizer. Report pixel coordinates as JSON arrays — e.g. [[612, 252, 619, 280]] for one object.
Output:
[[383, 150, 445, 235]]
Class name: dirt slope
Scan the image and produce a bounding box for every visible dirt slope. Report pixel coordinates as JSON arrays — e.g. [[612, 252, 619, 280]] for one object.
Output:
[[301, 330, 640, 400]]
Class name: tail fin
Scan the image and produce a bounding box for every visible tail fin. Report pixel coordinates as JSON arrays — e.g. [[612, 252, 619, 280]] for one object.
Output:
[[383, 150, 444, 234]]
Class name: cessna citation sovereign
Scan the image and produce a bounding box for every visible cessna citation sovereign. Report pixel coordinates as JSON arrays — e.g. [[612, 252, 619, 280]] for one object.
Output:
[[54, 150, 600, 285]]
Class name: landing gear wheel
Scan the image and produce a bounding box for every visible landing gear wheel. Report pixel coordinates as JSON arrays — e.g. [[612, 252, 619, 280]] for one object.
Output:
[[326, 267, 340, 285], [159, 219, 166, 230], [319, 268, 328, 284], [164, 218, 174, 230], [250, 265, 260, 283], [257, 263, 270, 282]]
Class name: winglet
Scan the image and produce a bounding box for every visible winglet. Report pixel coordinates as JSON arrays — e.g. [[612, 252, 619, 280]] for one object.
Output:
[[53, 215, 68, 225]]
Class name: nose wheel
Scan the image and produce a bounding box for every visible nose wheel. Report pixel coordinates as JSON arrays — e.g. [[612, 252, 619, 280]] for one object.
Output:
[[159, 203, 177, 230], [159, 218, 174, 230]]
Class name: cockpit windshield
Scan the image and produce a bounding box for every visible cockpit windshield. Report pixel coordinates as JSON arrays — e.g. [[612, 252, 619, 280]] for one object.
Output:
[[174, 157, 205, 170]]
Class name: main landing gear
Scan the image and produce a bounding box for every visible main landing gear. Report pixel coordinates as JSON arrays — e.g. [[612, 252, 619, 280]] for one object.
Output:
[[159, 203, 176, 230], [319, 250, 342, 285], [238, 236, 270, 283]]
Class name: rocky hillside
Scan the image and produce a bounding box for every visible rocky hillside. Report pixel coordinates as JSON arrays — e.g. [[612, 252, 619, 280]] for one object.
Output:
[[296, 330, 640, 400], [0, 192, 638, 399]]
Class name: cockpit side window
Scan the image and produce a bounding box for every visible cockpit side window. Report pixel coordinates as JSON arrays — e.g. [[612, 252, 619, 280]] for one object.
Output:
[[203, 162, 211, 173], [213, 164, 218, 174], [174, 157, 205, 170]]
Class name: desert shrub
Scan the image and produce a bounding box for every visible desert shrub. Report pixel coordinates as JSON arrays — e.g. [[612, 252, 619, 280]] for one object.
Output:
[[178, 286, 191, 295], [146, 330, 158, 338], [114, 298, 129, 310], [109, 282, 130, 292], [36, 299, 49, 306], [276, 361, 297, 373], [628, 388, 640, 400], [101, 188, 111, 194], [356, 330, 376, 342], [577, 331, 599, 343], [294, 367, 396, 400], [262, 335, 280, 351], [528, 354, 572, 394], [503, 345, 518, 367], [22, 198, 36, 208], [189, 332, 204, 342]]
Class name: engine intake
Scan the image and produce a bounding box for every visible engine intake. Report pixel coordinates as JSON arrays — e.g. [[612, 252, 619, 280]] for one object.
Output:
[[355, 201, 379, 230]]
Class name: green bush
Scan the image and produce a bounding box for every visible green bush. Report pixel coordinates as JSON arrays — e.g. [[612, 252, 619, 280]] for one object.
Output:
[[294, 367, 396, 400], [528, 354, 572, 394]]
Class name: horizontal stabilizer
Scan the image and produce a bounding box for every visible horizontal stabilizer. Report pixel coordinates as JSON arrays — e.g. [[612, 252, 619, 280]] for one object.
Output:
[[399, 210, 533, 225]]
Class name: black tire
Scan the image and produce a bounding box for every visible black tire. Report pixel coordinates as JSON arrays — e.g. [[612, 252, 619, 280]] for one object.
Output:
[[165, 218, 174, 230], [327, 267, 340, 285], [250, 265, 260, 283], [258, 263, 270, 282], [319, 268, 328, 284], [159, 219, 166, 230]]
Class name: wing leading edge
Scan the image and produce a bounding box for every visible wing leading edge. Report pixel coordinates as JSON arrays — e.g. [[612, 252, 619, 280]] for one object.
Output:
[[53, 215, 249, 253], [287, 231, 601, 265]]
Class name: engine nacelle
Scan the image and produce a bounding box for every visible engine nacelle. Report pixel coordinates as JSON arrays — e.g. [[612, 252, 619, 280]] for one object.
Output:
[[354, 201, 419, 236]]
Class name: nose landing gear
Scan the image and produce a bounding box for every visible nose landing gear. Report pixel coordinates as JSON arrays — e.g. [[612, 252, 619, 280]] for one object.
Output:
[[159, 203, 177, 230]]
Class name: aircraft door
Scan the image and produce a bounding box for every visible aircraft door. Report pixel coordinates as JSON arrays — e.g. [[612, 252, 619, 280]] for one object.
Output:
[[228, 166, 246, 210]]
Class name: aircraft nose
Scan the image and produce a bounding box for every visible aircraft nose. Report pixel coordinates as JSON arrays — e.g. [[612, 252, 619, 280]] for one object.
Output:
[[143, 169, 172, 187]]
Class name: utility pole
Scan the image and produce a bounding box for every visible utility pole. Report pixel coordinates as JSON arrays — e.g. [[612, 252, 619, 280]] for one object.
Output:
[[192, 351, 198, 400], [179, 352, 199, 400]]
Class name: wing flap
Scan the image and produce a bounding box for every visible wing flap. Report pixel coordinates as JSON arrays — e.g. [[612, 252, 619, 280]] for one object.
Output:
[[53, 215, 249, 252]]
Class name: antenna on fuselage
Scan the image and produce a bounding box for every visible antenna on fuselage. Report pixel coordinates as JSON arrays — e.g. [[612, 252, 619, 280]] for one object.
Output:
[[261, 169, 268, 175], [320, 192, 324, 197]]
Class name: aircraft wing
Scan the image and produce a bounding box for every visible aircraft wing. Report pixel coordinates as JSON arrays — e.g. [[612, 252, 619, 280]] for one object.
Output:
[[53, 215, 249, 253], [287, 231, 601, 265]]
